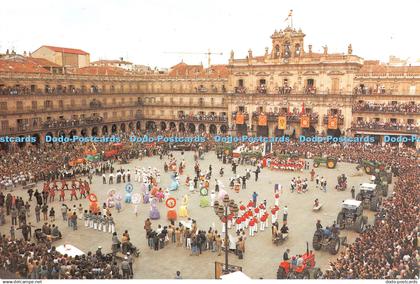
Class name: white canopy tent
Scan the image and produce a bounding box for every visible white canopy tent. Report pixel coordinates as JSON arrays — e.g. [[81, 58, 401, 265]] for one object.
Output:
[[55, 244, 85, 257], [220, 271, 251, 280]]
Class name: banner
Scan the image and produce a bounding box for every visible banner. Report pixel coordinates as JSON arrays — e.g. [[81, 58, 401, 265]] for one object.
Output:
[[328, 116, 338, 129], [278, 116, 287, 130], [300, 116, 310, 128], [236, 113, 244, 125], [258, 114, 267, 126]]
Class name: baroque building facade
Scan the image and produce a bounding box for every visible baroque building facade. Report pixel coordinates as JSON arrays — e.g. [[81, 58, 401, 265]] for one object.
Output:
[[0, 26, 419, 150]]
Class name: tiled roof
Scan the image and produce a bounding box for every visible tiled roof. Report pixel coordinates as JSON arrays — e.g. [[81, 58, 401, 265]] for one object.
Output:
[[41, 45, 89, 55], [27, 57, 61, 67], [0, 58, 51, 73], [91, 59, 132, 65], [168, 62, 229, 78]]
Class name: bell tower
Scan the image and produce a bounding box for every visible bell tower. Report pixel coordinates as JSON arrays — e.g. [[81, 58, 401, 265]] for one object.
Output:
[[271, 28, 305, 59]]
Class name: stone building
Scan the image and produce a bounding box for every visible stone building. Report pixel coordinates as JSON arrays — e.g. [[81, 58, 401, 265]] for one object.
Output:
[[0, 25, 419, 150]]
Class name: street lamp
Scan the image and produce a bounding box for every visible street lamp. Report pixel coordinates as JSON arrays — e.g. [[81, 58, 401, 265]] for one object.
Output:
[[213, 194, 239, 274]]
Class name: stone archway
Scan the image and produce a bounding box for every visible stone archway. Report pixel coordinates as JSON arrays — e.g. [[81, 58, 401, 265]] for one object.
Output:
[[17, 136, 26, 148], [92, 127, 99, 136], [198, 123, 206, 133], [128, 122, 134, 131], [301, 126, 316, 136], [69, 129, 78, 137], [169, 122, 177, 131], [31, 133, 41, 145], [188, 123, 196, 133], [111, 124, 118, 134], [145, 121, 156, 131], [209, 124, 217, 134], [136, 121, 141, 130], [327, 128, 341, 137], [256, 126, 268, 137], [45, 132, 54, 143], [81, 128, 88, 137], [160, 121, 167, 131], [120, 123, 126, 133], [220, 124, 228, 134], [236, 123, 247, 136], [58, 130, 66, 137], [179, 122, 185, 132], [102, 126, 108, 135]]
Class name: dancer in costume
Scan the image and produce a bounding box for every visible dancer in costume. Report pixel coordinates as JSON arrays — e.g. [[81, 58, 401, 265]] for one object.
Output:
[[178, 194, 189, 218], [149, 198, 160, 220]]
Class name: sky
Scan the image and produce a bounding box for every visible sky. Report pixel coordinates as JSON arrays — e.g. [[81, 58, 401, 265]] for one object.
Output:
[[1, 0, 419, 68]]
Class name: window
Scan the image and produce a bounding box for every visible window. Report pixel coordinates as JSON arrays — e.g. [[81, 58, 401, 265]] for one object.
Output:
[[16, 101, 23, 110], [307, 79, 314, 87], [390, 118, 397, 123], [357, 117, 363, 122], [409, 85, 416, 95], [238, 79, 244, 87], [1, 120, 9, 130], [239, 106, 245, 112], [0, 102, 7, 110], [259, 79, 266, 85], [407, 119, 414, 125], [30, 85, 36, 92]]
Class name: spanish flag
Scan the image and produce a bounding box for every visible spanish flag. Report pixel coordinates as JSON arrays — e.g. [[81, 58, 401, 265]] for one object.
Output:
[[278, 116, 287, 130], [258, 114, 267, 126], [236, 113, 244, 125], [328, 116, 338, 129], [300, 116, 310, 128]]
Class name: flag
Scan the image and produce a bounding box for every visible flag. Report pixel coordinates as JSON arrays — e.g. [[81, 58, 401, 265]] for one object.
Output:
[[278, 116, 287, 130], [284, 9, 293, 22], [258, 114, 267, 126], [236, 113, 244, 125], [287, 105, 291, 115], [301, 102, 305, 115], [328, 116, 338, 129], [300, 116, 310, 128]]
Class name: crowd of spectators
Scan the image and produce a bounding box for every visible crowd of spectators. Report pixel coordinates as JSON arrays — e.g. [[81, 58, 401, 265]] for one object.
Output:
[[0, 85, 102, 96], [178, 113, 227, 122], [352, 101, 419, 114], [42, 116, 104, 129], [353, 85, 388, 95], [352, 121, 419, 132], [278, 85, 292, 95], [251, 110, 319, 123], [270, 142, 419, 279]]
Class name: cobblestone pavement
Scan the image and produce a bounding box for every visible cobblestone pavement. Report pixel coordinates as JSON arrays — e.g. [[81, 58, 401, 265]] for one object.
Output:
[[0, 151, 393, 279]]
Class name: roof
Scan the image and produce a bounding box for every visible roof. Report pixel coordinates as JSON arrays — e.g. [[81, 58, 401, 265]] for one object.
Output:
[[342, 199, 361, 208], [27, 57, 61, 67], [40, 45, 89, 55], [91, 59, 133, 65], [0, 58, 51, 73], [168, 62, 229, 78]]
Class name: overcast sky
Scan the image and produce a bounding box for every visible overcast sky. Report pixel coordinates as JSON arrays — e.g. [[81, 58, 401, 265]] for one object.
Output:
[[1, 0, 419, 68]]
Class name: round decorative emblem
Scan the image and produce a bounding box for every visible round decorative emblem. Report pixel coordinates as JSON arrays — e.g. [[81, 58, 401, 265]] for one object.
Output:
[[88, 193, 97, 203], [200, 188, 208, 196], [166, 197, 177, 209], [125, 183, 134, 193]]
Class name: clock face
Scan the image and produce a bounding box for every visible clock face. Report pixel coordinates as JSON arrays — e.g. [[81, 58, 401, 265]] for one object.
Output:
[[166, 197, 177, 209]]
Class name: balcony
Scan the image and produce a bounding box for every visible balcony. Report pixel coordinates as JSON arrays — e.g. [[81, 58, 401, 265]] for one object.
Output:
[[323, 115, 344, 125], [177, 114, 227, 123], [4, 102, 143, 115], [249, 112, 319, 123], [352, 102, 419, 115], [351, 122, 419, 134], [1, 118, 138, 136]]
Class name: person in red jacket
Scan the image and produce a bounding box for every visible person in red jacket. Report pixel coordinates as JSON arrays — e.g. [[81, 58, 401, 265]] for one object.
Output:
[[59, 189, 65, 202], [49, 187, 55, 203], [249, 218, 255, 236], [79, 183, 86, 199], [70, 187, 78, 201]]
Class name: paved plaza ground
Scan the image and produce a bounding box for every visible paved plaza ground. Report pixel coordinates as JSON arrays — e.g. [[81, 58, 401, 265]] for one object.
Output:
[[0, 151, 394, 279]]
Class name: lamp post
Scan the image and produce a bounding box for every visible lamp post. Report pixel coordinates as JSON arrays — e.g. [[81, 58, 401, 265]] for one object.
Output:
[[214, 194, 238, 274]]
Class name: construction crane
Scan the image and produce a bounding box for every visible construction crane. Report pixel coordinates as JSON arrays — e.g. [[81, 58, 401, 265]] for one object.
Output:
[[163, 49, 223, 67]]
